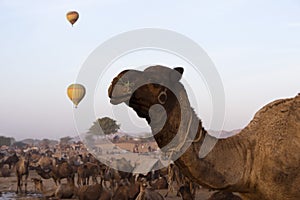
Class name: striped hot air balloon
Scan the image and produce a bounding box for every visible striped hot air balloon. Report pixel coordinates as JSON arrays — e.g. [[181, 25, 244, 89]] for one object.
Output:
[[66, 11, 79, 26], [67, 84, 85, 108]]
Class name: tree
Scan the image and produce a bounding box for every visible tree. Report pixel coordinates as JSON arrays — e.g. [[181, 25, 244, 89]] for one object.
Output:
[[60, 136, 72, 146], [88, 117, 120, 136], [0, 136, 15, 146]]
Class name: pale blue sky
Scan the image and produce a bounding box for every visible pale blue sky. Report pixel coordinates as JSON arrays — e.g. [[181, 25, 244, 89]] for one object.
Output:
[[0, 0, 299, 140]]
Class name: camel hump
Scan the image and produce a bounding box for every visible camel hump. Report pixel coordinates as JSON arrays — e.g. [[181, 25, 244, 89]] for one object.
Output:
[[246, 94, 300, 137], [252, 94, 299, 120]]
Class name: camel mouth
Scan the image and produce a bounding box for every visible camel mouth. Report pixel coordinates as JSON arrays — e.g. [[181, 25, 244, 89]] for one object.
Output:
[[110, 94, 131, 105], [129, 100, 150, 113]]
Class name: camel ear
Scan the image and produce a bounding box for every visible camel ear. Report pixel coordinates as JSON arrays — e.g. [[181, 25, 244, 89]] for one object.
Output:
[[170, 67, 184, 82]]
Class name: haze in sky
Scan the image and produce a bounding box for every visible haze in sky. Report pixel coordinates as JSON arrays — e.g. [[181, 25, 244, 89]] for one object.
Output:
[[0, 0, 299, 140]]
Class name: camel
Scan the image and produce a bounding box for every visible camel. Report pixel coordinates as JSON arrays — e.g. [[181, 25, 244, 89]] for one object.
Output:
[[149, 176, 168, 190], [75, 183, 111, 200], [51, 161, 74, 184], [2, 153, 19, 169], [37, 154, 54, 171], [0, 164, 11, 177], [175, 177, 199, 200], [102, 158, 133, 191], [108, 65, 300, 200], [177, 184, 194, 200], [34, 165, 52, 179], [55, 178, 76, 199], [15, 153, 30, 194], [34, 160, 74, 185], [31, 178, 56, 198], [31, 177, 75, 199], [135, 180, 165, 200], [102, 167, 122, 191], [77, 162, 101, 186], [112, 180, 140, 200]]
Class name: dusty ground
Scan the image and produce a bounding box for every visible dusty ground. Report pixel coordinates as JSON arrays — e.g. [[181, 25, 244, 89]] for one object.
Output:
[[0, 169, 213, 200]]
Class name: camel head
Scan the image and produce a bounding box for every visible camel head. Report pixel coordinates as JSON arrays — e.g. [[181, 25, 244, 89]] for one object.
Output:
[[108, 65, 184, 124], [31, 178, 43, 192]]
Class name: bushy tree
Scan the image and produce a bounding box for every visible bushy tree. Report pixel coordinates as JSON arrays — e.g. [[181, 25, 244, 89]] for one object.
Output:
[[88, 117, 120, 136]]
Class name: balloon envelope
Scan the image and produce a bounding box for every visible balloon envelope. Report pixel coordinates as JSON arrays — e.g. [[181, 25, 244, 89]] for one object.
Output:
[[66, 11, 79, 26], [67, 84, 85, 108]]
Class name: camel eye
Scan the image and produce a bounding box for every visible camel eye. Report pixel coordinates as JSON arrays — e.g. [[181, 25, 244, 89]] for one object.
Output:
[[119, 78, 129, 85]]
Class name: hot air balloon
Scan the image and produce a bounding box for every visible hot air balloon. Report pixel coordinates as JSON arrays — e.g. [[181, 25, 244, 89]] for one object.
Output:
[[66, 11, 79, 26], [67, 84, 85, 108]]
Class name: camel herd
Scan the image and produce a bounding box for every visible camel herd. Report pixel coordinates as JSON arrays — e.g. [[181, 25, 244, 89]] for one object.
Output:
[[0, 147, 224, 200]]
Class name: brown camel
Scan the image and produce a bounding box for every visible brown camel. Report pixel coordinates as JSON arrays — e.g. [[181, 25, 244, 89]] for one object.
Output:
[[112, 180, 140, 200], [34, 160, 74, 185], [135, 180, 165, 200], [108, 65, 300, 200], [0, 164, 12, 177], [31, 177, 75, 199], [51, 161, 74, 185], [55, 177, 76, 199], [149, 176, 168, 190], [31, 177, 56, 197], [37, 154, 54, 171], [15, 153, 30, 194], [102, 167, 122, 191], [75, 183, 111, 200]]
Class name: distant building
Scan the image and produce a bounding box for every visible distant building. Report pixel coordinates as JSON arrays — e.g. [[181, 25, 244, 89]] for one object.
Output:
[[0, 136, 15, 146]]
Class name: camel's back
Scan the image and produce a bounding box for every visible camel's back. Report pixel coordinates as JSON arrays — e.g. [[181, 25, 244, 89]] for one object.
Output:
[[241, 94, 300, 199], [245, 94, 300, 148]]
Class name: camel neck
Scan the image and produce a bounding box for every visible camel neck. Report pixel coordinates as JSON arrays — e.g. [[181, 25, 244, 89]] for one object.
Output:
[[152, 89, 197, 148], [175, 130, 251, 191], [151, 89, 250, 191]]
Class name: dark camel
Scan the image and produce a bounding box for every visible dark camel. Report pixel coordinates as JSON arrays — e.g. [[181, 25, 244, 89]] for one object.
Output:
[[77, 162, 101, 186]]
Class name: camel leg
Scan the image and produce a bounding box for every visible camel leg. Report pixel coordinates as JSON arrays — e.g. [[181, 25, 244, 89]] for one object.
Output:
[[53, 177, 58, 186], [24, 173, 28, 193], [110, 180, 115, 192], [103, 180, 108, 189], [16, 175, 21, 194], [77, 175, 81, 186], [21, 175, 24, 193], [92, 176, 97, 184]]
